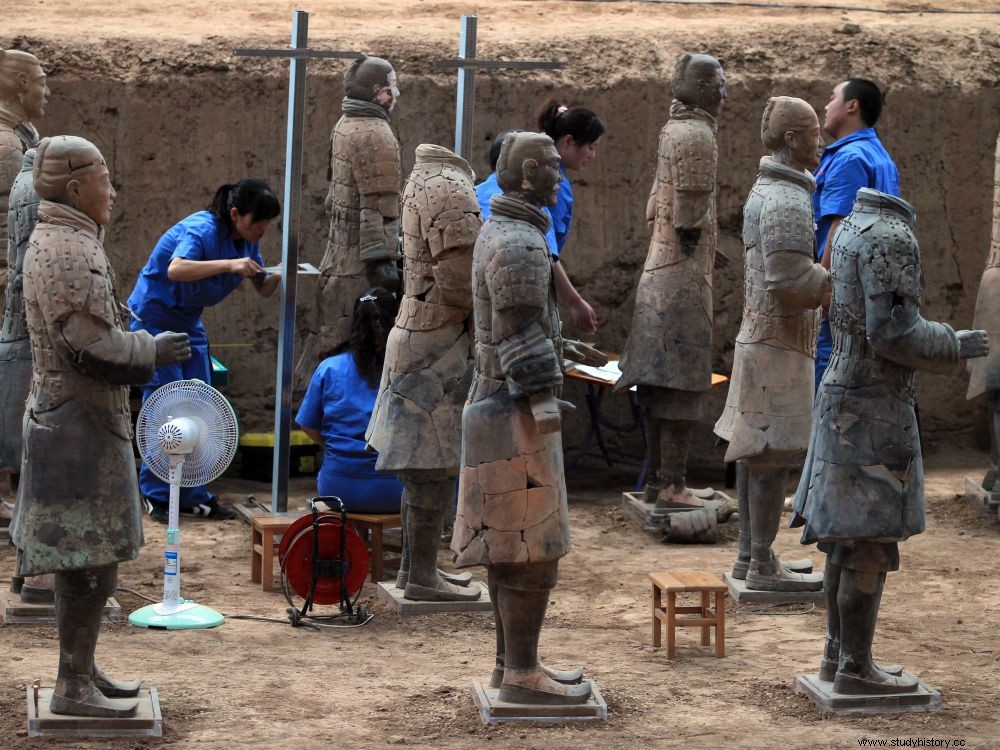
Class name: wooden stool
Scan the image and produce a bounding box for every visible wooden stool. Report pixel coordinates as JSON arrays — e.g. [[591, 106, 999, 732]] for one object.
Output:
[[649, 571, 727, 658], [250, 514, 296, 591], [345, 512, 402, 584], [250, 512, 403, 590]]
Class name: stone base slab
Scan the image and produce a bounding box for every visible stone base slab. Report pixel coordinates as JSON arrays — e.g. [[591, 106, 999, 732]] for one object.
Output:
[[3, 594, 121, 625], [793, 672, 941, 716], [27, 683, 162, 737], [723, 572, 825, 606], [375, 581, 492, 616], [963, 476, 1000, 516], [471, 679, 607, 723], [622, 490, 736, 532]]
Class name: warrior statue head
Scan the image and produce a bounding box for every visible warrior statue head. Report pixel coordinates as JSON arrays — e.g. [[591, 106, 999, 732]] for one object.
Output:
[[344, 55, 399, 112], [0, 50, 49, 122], [671, 53, 726, 117], [496, 131, 561, 207], [34, 135, 115, 226], [761, 96, 823, 172]]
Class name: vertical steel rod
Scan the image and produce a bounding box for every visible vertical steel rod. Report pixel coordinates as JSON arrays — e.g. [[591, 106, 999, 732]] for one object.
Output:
[[270, 9, 309, 514], [454, 15, 477, 161]]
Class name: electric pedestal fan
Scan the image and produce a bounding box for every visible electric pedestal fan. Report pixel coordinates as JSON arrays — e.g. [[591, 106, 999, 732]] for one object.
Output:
[[129, 379, 238, 630]]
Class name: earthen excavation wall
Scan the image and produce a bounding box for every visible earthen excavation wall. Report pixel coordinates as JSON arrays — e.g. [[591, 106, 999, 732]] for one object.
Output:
[[14, 31, 1000, 468]]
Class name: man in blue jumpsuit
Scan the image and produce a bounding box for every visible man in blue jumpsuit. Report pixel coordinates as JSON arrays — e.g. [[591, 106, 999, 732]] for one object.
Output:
[[813, 78, 900, 389], [128, 181, 280, 521]]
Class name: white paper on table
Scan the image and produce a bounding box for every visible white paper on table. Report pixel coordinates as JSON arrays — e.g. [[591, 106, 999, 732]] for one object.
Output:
[[567, 359, 622, 383], [263, 262, 321, 275]]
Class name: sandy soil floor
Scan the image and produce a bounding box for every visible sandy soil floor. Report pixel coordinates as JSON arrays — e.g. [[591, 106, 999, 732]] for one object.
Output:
[[9, 0, 1000, 49], [1, 452, 998, 749]]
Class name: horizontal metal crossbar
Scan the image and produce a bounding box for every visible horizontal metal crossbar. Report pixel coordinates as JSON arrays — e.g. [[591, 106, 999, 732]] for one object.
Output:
[[234, 48, 362, 59], [437, 58, 565, 70]]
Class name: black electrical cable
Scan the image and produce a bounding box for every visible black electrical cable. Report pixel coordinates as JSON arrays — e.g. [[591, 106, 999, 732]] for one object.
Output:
[[577, 0, 998, 14]]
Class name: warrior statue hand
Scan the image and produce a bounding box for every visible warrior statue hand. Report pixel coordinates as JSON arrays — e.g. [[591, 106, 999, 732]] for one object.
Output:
[[153, 332, 192, 365], [529, 394, 575, 435], [365, 259, 400, 294], [677, 227, 702, 256], [713, 248, 730, 270], [957, 329, 990, 359], [564, 339, 609, 367]]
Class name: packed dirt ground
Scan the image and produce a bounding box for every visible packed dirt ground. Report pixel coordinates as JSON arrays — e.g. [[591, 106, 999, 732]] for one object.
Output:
[[1, 453, 999, 749]]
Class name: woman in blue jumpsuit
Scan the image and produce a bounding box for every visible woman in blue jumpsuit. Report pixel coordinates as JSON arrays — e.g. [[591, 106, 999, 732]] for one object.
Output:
[[536, 99, 606, 336], [296, 288, 403, 513], [128, 178, 281, 522]]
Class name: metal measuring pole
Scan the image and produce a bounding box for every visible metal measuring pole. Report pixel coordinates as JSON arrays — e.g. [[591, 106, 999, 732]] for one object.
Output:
[[438, 14, 565, 162], [235, 11, 360, 513]]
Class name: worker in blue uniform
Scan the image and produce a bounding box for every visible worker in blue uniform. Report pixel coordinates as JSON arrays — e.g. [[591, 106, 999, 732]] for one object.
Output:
[[296, 288, 403, 513], [813, 78, 900, 390], [127, 178, 281, 522]]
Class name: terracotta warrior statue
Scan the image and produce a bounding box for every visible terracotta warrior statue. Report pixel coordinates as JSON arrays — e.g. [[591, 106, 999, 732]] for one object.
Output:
[[714, 97, 829, 592], [6, 149, 49, 603], [967, 133, 1000, 496], [0, 49, 47, 522], [13, 136, 190, 716], [366, 143, 482, 602], [791, 188, 988, 695], [300, 55, 401, 380], [617, 53, 727, 509], [452, 131, 606, 704]]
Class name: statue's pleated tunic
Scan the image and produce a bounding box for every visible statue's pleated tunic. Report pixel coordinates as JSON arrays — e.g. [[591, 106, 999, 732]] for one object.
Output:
[[451, 195, 570, 567]]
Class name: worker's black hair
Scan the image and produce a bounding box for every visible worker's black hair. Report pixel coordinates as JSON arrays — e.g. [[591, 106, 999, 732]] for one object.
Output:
[[842, 78, 885, 127], [209, 178, 281, 235], [349, 287, 398, 388], [536, 100, 606, 146]]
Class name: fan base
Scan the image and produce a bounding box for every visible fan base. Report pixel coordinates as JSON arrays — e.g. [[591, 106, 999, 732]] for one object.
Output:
[[129, 602, 224, 630]]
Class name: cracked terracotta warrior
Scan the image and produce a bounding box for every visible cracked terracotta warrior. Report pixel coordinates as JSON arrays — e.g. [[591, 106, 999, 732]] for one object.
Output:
[[452, 131, 606, 705], [300, 55, 402, 378], [11, 136, 190, 717], [714, 97, 829, 592], [967, 133, 1000, 497], [0, 49, 47, 523], [366, 143, 482, 602], [791, 188, 988, 696], [617, 53, 727, 509]]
